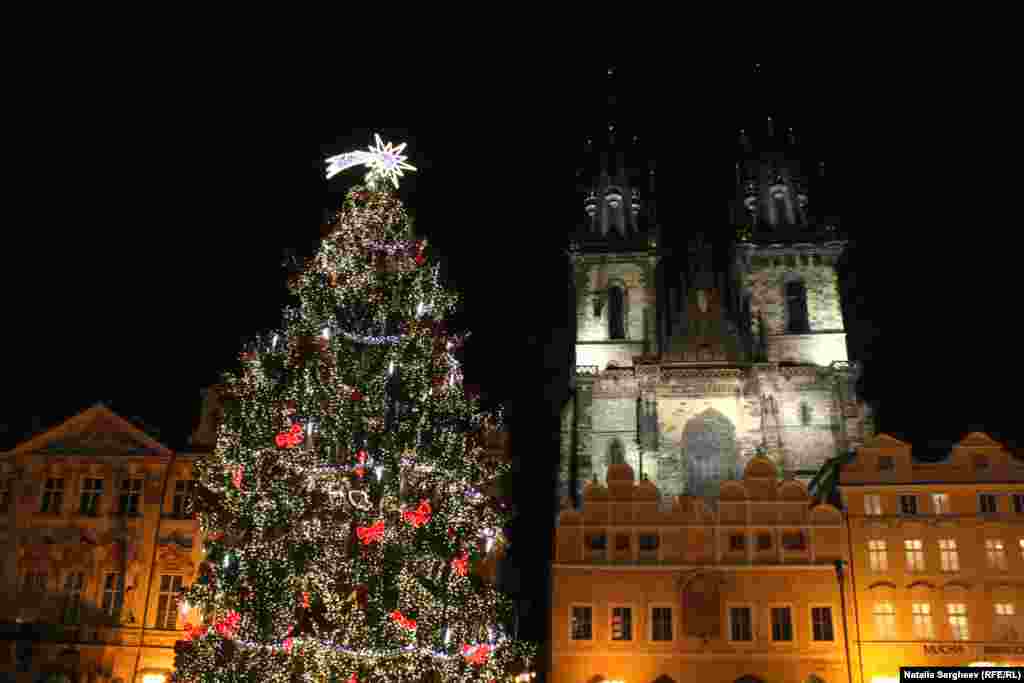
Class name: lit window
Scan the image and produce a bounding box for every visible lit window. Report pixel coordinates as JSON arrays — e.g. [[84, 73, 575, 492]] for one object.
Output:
[[651, 607, 672, 641], [874, 602, 897, 639], [156, 575, 183, 630], [571, 606, 592, 640], [980, 494, 999, 514], [172, 479, 194, 518], [939, 539, 960, 572], [1019, 538, 1024, 562], [79, 478, 103, 516], [611, 606, 632, 641], [63, 572, 84, 625], [812, 606, 834, 641], [771, 607, 793, 641], [102, 573, 125, 618], [729, 606, 753, 641], [986, 539, 1008, 571], [905, 539, 925, 572], [932, 493, 950, 515], [947, 603, 969, 640], [900, 495, 918, 515], [864, 494, 882, 516], [912, 602, 934, 640], [119, 477, 143, 516], [868, 539, 888, 572], [40, 478, 64, 514], [995, 603, 1018, 641]]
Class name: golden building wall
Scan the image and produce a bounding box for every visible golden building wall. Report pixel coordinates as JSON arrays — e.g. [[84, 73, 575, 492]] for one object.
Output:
[[839, 432, 1024, 682], [552, 458, 851, 683], [0, 405, 204, 683]]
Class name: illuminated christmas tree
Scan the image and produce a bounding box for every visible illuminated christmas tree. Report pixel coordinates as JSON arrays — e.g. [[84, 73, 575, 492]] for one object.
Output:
[[172, 136, 534, 683]]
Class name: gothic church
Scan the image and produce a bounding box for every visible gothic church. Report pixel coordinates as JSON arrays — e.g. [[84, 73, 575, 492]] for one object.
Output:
[[559, 70, 874, 507]]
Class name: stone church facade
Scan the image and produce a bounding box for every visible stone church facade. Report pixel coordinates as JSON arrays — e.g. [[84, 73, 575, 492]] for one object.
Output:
[[559, 107, 874, 507]]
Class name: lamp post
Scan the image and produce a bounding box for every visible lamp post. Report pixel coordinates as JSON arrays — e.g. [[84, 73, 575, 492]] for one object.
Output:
[[835, 560, 854, 683]]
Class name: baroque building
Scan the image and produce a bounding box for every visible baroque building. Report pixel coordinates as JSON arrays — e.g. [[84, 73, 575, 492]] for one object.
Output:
[[559, 68, 874, 507], [550, 431, 1024, 683], [0, 404, 205, 683], [838, 432, 1024, 678], [551, 459, 850, 683]]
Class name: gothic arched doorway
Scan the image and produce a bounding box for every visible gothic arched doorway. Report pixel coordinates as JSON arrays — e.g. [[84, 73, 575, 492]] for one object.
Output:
[[682, 408, 737, 499]]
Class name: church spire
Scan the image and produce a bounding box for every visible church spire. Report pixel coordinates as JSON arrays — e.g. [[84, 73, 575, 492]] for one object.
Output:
[[573, 64, 655, 247]]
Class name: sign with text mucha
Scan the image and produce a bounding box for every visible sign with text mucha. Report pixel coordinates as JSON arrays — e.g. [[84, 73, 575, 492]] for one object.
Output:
[[681, 571, 725, 639]]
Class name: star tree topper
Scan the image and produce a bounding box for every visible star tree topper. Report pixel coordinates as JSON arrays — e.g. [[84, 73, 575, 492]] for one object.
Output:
[[325, 133, 417, 189]]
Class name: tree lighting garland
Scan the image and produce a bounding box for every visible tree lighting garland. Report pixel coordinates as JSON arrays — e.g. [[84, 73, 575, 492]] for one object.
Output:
[[173, 136, 533, 683]]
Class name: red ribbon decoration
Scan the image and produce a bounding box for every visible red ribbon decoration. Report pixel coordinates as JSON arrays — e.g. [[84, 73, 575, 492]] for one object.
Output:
[[183, 622, 208, 641], [402, 500, 432, 528], [356, 520, 385, 545], [452, 550, 469, 577], [275, 422, 305, 449], [232, 466, 244, 490], [390, 610, 417, 631], [461, 643, 492, 665], [214, 610, 241, 639]]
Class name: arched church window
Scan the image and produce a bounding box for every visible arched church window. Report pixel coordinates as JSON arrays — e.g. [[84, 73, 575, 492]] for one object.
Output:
[[785, 280, 810, 333], [608, 286, 626, 339], [609, 439, 625, 466]]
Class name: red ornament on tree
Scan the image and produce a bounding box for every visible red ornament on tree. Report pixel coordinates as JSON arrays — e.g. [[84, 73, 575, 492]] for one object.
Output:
[[402, 499, 432, 528], [461, 643, 492, 665], [275, 423, 305, 449], [390, 610, 417, 631], [351, 389, 363, 401], [452, 550, 469, 577], [356, 520, 385, 545], [301, 592, 310, 609]]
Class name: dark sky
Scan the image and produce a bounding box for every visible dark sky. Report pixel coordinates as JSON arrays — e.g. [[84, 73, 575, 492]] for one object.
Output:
[[1, 56, 1016, 651]]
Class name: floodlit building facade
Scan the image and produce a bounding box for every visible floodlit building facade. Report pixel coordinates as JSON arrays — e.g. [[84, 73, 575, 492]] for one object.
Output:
[[0, 403, 205, 683], [551, 458, 850, 683], [838, 432, 1024, 680]]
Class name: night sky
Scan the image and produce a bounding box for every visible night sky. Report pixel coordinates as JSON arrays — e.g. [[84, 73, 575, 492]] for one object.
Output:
[[2, 57, 1016, 652]]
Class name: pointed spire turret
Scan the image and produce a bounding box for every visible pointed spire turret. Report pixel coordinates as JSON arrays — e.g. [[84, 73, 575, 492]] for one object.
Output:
[[573, 64, 656, 249]]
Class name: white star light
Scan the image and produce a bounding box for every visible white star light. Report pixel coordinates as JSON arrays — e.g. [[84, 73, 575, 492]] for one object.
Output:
[[365, 134, 416, 188], [324, 133, 417, 189]]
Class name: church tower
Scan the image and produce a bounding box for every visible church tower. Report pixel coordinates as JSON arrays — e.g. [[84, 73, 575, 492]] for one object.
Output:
[[561, 67, 660, 503], [559, 65, 873, 511]]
